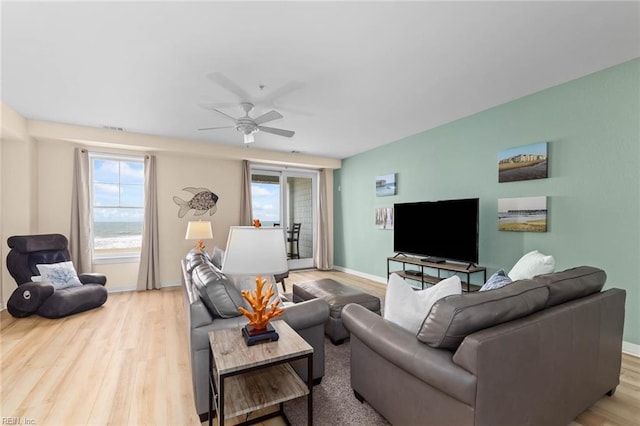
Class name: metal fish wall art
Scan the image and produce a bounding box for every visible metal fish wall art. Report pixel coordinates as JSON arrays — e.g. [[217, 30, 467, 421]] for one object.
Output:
[[173, 187, 219, 218]]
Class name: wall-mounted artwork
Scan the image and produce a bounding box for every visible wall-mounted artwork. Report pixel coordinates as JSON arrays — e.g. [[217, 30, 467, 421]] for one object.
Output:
[[498, 196, 547, 232], [376, 173, 397, 196], [173, 187, 219, 218], [498, 142, 548, 183], [375, 207, 394, 230]]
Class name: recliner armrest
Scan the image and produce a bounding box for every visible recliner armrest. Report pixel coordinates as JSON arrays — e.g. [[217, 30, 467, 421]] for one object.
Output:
[[78, 273, 107, 286], [281, 298, 329, 330]]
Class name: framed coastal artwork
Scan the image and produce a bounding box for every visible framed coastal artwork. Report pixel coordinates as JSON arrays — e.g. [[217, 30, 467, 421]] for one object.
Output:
[[498, 196, 547, 232], [375, 207, 394, 230], [375, 173, 397, 196], [498, 142, 548, 183]]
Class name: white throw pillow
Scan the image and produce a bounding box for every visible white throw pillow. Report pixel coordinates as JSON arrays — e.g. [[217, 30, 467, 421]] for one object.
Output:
[[508, 250, 555, 281], [384, 273, 462, 334], [31, 275, 43, 282], [36, 261, 83, 290]]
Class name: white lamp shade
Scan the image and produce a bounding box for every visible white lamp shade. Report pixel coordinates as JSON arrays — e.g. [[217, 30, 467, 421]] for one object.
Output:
[[185, 221, 213, 240], [221, 226, 288, 275]]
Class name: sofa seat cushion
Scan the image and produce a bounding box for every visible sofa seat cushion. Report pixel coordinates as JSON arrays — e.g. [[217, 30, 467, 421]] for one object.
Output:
[[417, 280, 549, 350], [191, 263, 243, 318], [534, 266, 606, 307]]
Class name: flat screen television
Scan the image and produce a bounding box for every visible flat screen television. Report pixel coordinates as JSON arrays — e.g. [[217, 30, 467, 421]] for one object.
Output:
[[393, 198, 479, 264]]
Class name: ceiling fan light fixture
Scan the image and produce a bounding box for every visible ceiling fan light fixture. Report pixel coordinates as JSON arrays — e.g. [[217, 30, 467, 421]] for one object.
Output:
[[244, 133, 255, 144]]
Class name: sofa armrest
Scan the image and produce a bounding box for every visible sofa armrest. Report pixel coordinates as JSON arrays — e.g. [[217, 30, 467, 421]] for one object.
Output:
[[78, 273, 107, 286], [342, 303, 476, 405], [281, 298, 329, 330]]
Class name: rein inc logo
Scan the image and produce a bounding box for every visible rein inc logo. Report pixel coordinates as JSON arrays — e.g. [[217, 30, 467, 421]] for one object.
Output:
[[2, 418, 35, 425]]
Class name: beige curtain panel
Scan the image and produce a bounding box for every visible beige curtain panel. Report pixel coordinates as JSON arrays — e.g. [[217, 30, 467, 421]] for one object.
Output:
[[240, 159, 253, 226], [70, 147, 92, 273], [137, 154, 161, 290], [314, 168, 331, 270]]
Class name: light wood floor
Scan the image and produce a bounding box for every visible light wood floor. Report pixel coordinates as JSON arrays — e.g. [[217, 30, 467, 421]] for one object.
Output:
[[1, 269, 638, 426]]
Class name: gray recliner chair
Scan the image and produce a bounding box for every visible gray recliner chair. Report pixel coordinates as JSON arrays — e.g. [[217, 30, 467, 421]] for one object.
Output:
[[6, 234, 108, 319]]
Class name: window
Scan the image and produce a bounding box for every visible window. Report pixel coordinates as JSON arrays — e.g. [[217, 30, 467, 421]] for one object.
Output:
[[90, 153, 145, 260], [251, 173, 281, 227]]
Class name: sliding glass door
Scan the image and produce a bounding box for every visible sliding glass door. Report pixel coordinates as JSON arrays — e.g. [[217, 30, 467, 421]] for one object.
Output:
[[251, 167, 317, 269]]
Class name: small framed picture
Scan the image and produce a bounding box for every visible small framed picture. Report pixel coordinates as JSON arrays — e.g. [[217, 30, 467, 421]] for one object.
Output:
[[375, 207, 394, 230], [376, 173, 396, 196], [498, 196, 547, 232], [498, 142, 548, 183]]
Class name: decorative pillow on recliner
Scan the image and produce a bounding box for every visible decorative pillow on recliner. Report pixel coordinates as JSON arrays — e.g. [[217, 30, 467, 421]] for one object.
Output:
[[508, 250, 555, 281], [191, 262, 243, 318], [384, 273, 461, 334], [36, 261, 83, 290], [417, 280, 549, 350]]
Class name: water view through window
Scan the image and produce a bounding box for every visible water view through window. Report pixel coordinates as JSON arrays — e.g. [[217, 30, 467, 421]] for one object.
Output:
[[92, 156, 144, 254]]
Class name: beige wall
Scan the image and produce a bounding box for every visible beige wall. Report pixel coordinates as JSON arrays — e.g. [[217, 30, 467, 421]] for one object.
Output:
[[1, 103, 37, 307], [0, 103, 340, 306]]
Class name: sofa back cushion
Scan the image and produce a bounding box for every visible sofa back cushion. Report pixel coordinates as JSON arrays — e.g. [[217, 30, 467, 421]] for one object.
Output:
[[184, 249, 213, 273], [417, 280, 549, 350], [533, 266, 606, 307], [191, 262, 243, 318]]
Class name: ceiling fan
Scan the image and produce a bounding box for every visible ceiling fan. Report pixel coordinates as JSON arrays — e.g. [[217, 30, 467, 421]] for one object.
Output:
[[198, 102, 295, 144]]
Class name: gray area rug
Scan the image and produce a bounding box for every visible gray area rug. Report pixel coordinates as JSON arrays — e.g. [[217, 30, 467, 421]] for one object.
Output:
[[284, 337, 389, 426]]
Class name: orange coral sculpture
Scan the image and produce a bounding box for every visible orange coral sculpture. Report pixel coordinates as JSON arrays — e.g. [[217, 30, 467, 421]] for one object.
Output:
[[238, 276, 284, 331]]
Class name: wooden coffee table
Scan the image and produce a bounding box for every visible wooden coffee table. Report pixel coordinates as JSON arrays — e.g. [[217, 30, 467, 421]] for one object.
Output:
[[208, 320, 313, 425]]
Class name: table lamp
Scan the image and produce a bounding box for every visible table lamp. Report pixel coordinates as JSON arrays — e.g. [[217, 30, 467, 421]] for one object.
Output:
[[185, 221, 213, 251], [222, 226, 288, 345]]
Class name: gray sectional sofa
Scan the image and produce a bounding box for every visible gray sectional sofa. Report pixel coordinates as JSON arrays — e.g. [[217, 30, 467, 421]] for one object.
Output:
[[180, 250, 329, 421], [343, 266, 626, 426]]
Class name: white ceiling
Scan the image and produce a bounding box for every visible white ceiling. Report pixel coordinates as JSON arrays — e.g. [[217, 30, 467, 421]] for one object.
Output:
[[2, 1, 639, 159]]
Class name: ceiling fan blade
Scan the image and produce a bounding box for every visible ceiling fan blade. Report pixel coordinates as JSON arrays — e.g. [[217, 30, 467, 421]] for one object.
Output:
[[199, 104, 238, 122], [258, 126, 295, 138], [199, 101, 240, 109], [253, 110, 283, 125], [197, 126, 235, 131], [257, 81, 304, 104], [207, 72, 252, 102]]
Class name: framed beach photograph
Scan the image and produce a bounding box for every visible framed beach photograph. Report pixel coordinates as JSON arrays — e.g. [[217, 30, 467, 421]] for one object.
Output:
[[498, 196, 547, 232], [375, 173, 397, 196], [375, 207, 394, 230], [498, 142, 548, 183]]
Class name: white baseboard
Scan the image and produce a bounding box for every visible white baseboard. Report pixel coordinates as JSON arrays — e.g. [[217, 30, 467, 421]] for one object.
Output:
[[333, 265, 386, 284], [622, 341, 640, 357], [106, 280, 181, 293]]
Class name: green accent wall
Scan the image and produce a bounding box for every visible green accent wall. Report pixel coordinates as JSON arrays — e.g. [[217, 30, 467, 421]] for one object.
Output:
[[334, 59, 640, 345]]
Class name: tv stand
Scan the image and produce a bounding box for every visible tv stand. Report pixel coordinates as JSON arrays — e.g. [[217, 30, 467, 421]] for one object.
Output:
[[387, 255, 486, 292], [420, 256, 446, 264]]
